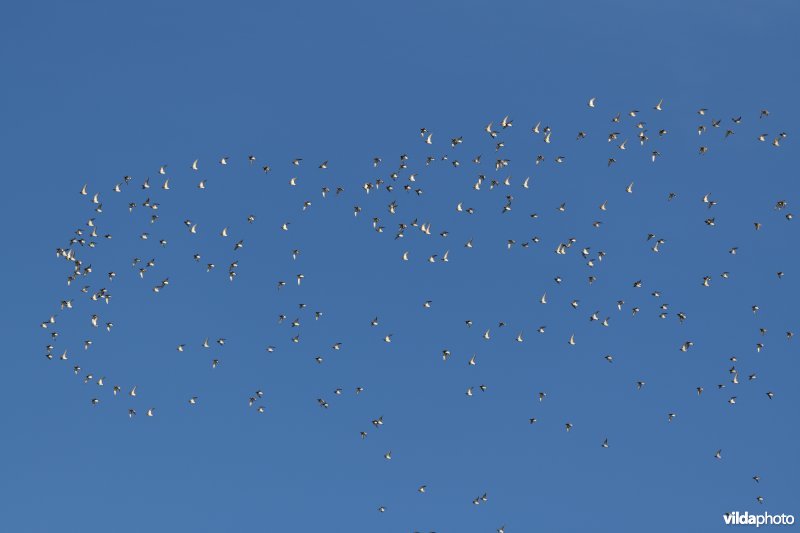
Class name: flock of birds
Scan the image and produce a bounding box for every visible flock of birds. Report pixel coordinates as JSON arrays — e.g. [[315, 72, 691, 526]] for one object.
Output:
[[44, 98, 793, 530]]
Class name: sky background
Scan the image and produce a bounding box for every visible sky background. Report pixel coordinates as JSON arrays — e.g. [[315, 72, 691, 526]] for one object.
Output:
[[1, 1, 799, 532]]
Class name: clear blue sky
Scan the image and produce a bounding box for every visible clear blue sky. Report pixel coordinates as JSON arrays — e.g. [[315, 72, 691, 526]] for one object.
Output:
[[1, 1, 798, 532]]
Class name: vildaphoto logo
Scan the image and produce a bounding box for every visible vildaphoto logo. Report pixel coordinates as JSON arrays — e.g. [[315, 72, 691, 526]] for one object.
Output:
[[724, 512, 795, 527]]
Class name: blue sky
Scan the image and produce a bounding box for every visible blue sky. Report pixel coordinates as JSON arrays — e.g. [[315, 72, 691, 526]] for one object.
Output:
[[1, 1, 799, 532]]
